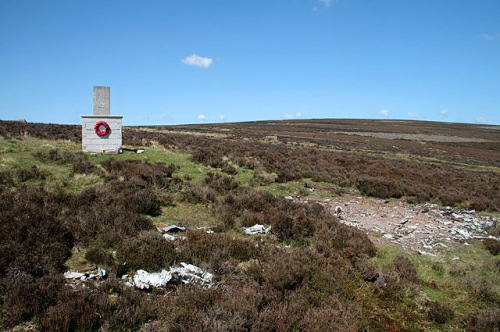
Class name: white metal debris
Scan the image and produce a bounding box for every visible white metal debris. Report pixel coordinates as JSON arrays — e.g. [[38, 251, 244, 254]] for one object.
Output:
[[242, 224, 271, 235], [158, 225, 186, 233], [133, 269, 172, 290], [64, 271, 84, 279], [163, 233, 176, 241], [132, 263, 213, 290]]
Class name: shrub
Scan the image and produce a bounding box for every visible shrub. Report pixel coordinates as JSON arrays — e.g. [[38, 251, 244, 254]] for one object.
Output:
[[1, 274, 65, 329], [356, 175, 403, 199], [16, 165, 46, 182], [40, 291, 100, 332], [461, 309, 500, 332], [0, 186, 74, 277], [427, 301, 454, 324], [204, 172, 239, 194], [85, 247, 115, 267], [178, 230, 258, 273], [0, 170, 14, 186], [315, 221, 376, 261], [181, 185, 218, 205], [73, 187, 153, 246], [393, 256, 418, 283], [116, 232, 177, 272], [484, 239, 500, 256], [101, 159, 180, 191], [72, 160, 97, 175]]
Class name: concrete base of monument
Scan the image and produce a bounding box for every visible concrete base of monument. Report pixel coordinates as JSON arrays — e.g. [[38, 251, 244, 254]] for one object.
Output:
[[81, 115, 123, 153]]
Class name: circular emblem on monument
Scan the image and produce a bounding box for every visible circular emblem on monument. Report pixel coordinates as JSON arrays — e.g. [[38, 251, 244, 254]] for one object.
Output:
[[94, 121, 110, 137]]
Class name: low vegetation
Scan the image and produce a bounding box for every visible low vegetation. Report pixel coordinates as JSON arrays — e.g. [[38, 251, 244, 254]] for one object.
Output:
[[0, 120, 499, 331]]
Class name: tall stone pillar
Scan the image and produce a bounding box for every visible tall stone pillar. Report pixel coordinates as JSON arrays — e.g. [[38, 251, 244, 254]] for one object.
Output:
[[81, 86, 123, 153]]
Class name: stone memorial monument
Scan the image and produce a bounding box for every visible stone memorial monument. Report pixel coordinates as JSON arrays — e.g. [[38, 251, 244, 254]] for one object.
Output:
[[81, 86, 123, 153]]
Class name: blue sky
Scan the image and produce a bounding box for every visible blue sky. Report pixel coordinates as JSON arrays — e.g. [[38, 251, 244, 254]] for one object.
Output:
[[1, 0, 499, 125]]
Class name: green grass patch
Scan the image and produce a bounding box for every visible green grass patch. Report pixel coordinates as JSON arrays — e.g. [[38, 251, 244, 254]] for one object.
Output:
[[153, 202, 218, 229], [371, 242, 500, 323]]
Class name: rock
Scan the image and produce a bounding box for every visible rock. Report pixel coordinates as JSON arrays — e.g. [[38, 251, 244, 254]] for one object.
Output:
[[136, 149, 145, 154]]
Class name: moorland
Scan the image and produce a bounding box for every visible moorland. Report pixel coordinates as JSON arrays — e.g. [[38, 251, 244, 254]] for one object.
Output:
[[0, 119, 499, 331]]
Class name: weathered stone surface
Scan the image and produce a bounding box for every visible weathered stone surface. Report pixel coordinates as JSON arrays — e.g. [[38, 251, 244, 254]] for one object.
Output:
[[93, 86, 110, 115]]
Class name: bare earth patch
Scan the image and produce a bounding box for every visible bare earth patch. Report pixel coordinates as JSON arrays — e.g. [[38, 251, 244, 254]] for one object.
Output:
[[301, 194, 497, 255]]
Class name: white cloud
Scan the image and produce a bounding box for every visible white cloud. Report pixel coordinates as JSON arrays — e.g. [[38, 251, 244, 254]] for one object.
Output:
[[283, 112, 303, 120], [197, 114, 208, 121], [319, 0, 333, 8], [408, 112, 422, 119], [378, 109, 390, 117], [182, 54, 213, 68], [481, 33, 500, 41], [438, 108, 449, 116], [313, 0, 333, 11], [219, 114, 226, 121], [475, 116, 486, 124]]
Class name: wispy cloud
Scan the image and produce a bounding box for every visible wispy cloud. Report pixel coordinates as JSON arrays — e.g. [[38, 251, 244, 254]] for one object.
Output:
[[320, 0, 333, 8], [481, 33, 500, 41], [408, 112, 422, 119], [197, 114, 208, 121], [182, 54, 213, 68], [283, 112, 303, 120], [313, 0, 333, 11], [378, 109, 390, 118], [475, 116, 486, 124], [438, 108, 449, 116], [219, 114, 226, 122]]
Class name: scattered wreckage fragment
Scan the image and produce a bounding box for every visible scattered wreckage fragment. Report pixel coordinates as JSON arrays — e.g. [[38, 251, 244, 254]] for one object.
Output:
[[242, 224, 271, 235], [131, 263, 213, 290]]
